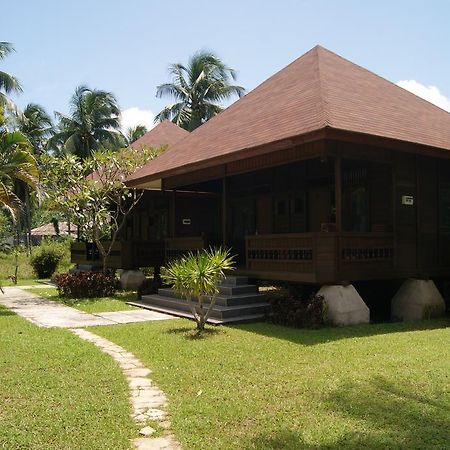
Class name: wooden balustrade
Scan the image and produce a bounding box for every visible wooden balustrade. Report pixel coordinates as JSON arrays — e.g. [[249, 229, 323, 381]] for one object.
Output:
[[339, 234, 394, 262], [71, 240, 164, 269], [72, 233, 395, 281], [246, 233, 315, 275], [245, 232, 395, 283]]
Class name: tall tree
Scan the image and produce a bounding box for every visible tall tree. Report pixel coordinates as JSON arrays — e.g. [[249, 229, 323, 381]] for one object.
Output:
[[17, 103, 53, 154], [155, 51, 245, 131], [0, 42, 22, 114], [41, 145, 162, 271], [50, 85, 122, 158], [126, 124, 147, 144]]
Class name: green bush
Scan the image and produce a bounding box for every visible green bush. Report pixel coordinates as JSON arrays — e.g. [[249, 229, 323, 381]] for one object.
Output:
[[55, 272, 117, 298], [31, 249, 62, 279], [30, 241, 64, 279]]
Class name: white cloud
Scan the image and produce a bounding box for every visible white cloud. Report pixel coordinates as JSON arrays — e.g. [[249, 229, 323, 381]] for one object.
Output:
[[120, 107, 156, 133], [396, 80, 450, 112]]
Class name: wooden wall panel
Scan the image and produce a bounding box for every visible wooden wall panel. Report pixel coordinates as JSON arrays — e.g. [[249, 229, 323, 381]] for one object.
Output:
[[394, 153, 417, 271], [417, 156, 438, 271]]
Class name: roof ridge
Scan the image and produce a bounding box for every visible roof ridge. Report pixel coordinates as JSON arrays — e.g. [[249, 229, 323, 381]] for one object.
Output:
[[315, 47, 331, 127]]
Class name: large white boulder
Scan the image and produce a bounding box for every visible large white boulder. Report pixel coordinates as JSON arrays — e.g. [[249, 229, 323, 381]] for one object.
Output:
[[120, 270, 146, 290], [391, 279, 446, 321], [318, 284, 370, 326]]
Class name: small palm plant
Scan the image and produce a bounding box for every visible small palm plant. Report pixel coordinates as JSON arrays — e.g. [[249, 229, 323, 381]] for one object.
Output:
[[161, 247, 235, 331]]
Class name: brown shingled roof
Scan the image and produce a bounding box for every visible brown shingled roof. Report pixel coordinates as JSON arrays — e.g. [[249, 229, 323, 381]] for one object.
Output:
[[130, 120, 189, 150], [127, 45, 450, 186]]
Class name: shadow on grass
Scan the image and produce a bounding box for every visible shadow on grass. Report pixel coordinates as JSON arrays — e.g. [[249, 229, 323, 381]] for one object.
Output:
[[0, 309, 15, 316], [165, 325, 222, 340], [230, 316, 450, 346], [247, 375, 450, 449]]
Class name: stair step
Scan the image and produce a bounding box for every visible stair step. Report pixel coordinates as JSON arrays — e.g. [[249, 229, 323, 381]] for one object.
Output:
[[220, 276, 249, 286], [139, 294, 270, 320], [157, 288, 265, 307], [134, 276, 267, 324], [127, 302, 267, 325], [218, 284, 257, 295]]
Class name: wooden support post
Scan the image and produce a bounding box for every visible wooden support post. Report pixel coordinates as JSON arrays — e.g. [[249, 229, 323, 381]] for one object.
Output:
[[171, 190, 176, 238], [334, 155, 342, 233], [334, 155, 342, 282], [222, 178, 227, 246]]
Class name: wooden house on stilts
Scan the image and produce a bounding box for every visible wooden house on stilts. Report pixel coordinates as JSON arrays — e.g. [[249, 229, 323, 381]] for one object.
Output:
[[72, 46, 450, 324]]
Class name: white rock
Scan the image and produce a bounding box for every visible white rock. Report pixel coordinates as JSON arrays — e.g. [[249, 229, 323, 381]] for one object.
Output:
[[120, 270, 146, 290], [318, 284, 370, 326], [391, 279, 446, 321]]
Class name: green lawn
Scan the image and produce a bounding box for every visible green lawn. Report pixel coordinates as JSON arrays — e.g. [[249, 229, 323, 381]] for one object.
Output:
[[0, 243, 72, 285], [26, 287, 139, 313], [94, 318, 450, 450], [0, 306, 135, 450]]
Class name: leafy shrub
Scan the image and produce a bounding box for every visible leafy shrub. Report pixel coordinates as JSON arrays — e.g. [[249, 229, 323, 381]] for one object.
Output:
[[31, 244, 64, 279], [55, 271, 117, 298], [268, 287, 325, 328]]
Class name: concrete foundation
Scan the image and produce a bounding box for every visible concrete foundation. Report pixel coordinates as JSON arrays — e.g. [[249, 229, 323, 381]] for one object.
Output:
[[318, 284, 370, 326], [391, 279, 446, 321], [120, 270, 146, 291]]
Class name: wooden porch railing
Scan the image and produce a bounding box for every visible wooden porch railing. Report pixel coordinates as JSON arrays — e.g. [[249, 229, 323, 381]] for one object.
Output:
[[245, 232, 395, 283], [71, 240, 164, 269]]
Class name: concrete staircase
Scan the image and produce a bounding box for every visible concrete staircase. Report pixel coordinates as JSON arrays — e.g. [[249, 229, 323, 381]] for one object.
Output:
[[127, 276, 270, 324]]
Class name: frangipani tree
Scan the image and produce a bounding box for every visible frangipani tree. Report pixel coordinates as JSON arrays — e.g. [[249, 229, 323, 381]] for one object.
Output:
[[161, 247, 235, 331], [40, 145, 163, 271]]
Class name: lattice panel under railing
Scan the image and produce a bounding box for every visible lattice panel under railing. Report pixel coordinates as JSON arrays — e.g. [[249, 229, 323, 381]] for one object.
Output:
[[247, 248, 313, 261], [341, 247, 393, 261]]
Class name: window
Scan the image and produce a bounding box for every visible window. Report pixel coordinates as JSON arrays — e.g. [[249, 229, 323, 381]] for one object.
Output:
[[276, 199, 287, 216], [342, 162, 369, 232]]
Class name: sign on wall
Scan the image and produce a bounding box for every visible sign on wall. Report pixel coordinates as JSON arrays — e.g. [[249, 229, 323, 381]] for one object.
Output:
[[401, 195, 414, 206]]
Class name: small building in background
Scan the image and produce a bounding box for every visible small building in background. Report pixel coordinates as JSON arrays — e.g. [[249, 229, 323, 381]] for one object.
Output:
[[30, 222, 74, 244]]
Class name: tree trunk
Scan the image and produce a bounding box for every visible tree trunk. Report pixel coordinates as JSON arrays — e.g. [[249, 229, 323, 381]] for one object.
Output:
[[197, 297, 206, 331], [25, 187, 32, 252]]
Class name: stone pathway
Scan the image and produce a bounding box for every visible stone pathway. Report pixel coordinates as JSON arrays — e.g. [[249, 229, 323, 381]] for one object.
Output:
[[0, 287, 173, 328], [1, 287, 181, 449], [72, 329, 181, 450]]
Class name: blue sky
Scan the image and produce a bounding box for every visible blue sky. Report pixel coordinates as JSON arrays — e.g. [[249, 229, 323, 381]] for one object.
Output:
[[3, 0, 450, 130]]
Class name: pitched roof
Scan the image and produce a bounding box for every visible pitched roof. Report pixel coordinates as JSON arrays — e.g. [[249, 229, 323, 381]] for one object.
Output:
[[31, 222, 72, 236], [89, 121, 188, 183], [130, 120, 189, 150], [127, 45, 450, 186]]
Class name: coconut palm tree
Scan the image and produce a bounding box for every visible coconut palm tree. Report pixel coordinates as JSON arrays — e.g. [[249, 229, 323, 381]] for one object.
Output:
[[126, 124, 147, 144], [155, 51, 245, 131], [0, 42, 22, 113], [50, 85, 122, 158], [0, 109, 39, 218], [16, 103, 53, 154]]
